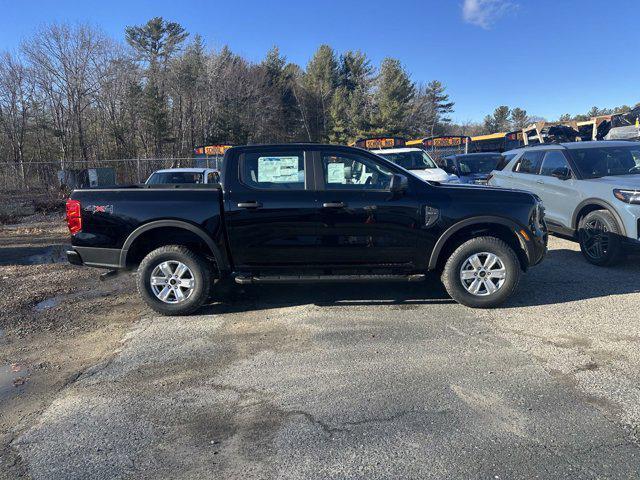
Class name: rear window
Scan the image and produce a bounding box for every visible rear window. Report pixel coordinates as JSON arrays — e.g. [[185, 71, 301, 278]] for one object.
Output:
[[147, 172, 204, 184]]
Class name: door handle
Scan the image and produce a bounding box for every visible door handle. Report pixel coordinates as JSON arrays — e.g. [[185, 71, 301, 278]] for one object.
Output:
[[322, 202, 346, 208], [237, 201, 262, 209]]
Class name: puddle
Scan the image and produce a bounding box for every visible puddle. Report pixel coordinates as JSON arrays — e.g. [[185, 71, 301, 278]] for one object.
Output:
[[0, 363, 29, 403], [26, 244, 67, 265], [34, 289, 109, 312]]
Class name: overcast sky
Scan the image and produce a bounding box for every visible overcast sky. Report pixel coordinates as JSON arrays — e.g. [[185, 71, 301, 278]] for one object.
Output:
[[0, 0, 637, 122]]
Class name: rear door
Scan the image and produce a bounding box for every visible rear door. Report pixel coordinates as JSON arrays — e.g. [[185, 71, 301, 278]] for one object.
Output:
[[224, 147, 321, 268], [536, 150, 578, 229], [311, 148, 423, 269], [508, 150, 545, 192]]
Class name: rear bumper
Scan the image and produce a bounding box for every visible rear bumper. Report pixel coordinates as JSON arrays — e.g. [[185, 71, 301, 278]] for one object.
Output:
[[66, 247, 123, 269]]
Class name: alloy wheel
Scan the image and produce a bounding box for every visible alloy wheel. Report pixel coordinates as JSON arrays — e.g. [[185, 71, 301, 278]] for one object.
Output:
[[459, 252, 507, 296], [150, 261, 195, 304]]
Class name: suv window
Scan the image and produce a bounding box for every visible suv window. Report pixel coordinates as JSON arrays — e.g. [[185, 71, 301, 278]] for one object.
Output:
[[539, 151, 570, 177], [241, 151, 305, 190], [322, 152, 393, 190], [514, 151, 544, 174]]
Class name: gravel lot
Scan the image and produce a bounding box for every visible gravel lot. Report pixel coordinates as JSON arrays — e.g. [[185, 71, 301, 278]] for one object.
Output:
[[1, 218, 640, 479]]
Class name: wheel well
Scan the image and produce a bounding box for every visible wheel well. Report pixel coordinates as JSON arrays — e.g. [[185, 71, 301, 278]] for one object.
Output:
[[574, 203, 607, 229], [125, 227, 219, 271], [434, 223, 528, 272]]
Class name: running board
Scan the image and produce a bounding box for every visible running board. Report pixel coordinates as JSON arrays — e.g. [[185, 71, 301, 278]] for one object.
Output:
[[234, 274, 426, 285]]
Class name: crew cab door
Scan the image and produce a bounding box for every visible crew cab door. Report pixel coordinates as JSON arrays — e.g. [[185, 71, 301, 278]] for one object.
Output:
[[223, 148, 320, 268], [312, 149, 422, 268]]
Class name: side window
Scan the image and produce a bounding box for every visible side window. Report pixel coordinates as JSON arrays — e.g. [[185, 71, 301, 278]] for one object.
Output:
[[322, 152, 393, 190], [497, 153, 516, 170], [207, 171, 219, 183], [539, 151, 570, 177], [240, 151, 305, 190], [514, 151, 544, 174]]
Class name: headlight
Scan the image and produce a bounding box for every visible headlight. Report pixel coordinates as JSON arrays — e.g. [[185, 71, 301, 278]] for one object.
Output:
[[613, 189, 640, 204]]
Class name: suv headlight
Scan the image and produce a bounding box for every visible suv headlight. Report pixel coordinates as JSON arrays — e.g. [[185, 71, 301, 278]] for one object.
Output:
[[613, 189, 640, 204]]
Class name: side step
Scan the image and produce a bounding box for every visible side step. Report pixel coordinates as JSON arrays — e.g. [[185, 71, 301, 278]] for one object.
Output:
[[234, 274, 426, 285]]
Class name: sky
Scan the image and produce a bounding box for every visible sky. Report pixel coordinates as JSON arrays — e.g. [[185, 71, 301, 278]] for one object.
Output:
[[0, 0, 638, 123]]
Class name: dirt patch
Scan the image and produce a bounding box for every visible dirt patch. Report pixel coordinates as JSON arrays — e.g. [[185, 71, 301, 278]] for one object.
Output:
[[0, 213, 142, 479]]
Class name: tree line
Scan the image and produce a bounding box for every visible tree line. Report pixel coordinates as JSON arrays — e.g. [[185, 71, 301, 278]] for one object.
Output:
[[0, 17, 456, 182]]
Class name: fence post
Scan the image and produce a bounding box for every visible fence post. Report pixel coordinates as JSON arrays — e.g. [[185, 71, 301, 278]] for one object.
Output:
[[136, 158, 141, 184]]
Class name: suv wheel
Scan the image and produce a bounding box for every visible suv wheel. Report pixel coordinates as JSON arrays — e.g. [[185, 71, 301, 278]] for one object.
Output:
[[137, 245, 212, 316], [441, 236, 521, 308], [578, 210, 623, 266]]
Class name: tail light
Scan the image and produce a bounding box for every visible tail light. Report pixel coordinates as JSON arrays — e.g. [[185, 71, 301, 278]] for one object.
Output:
[[66, 198, 82, 234]]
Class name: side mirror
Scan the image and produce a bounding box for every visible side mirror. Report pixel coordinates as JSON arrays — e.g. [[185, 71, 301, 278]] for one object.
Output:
[[551, 167, 571, 180], [390, 174, 408, 194]]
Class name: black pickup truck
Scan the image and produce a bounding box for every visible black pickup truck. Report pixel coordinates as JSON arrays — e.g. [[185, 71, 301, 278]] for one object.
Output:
[[66, 144, 547, 315]]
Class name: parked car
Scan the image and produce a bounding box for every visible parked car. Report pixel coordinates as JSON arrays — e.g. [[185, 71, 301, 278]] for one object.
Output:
[[146, 168, 219, 184], [65, 143, 547, 315], [442, 153, 504, 184], [489, 141, 640, 266], [371, 147, 459, 183]]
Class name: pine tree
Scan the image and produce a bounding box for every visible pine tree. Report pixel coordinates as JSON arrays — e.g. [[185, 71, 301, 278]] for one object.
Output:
[[483, 106, 510, 133], [424, 80, 454, 137], [373, 58, 414, 136], [125, 17, 188, 156], [301, 45, 338, 141], [510, 107, 529, 130]]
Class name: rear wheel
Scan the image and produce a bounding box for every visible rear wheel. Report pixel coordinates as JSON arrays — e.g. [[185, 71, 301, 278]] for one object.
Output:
[[578, 210, 623, 266], [136, 245, 211, 316], [441, 236, 521, 308]]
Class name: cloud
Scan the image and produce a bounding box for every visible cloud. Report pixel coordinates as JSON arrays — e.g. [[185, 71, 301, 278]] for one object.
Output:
[[462, 0, 517, 29]]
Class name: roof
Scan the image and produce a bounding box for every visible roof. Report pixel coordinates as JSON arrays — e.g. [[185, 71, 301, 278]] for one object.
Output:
[[152, 168, 216, 173], [470, 132, 507, 141], [445, 152, 503, 158], [504, 140, 640, 155], [371, 147, 423, 154]]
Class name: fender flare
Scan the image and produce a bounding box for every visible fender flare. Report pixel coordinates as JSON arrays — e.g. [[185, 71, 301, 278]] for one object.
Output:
[[119, 220, 227, 270], [428, 216, 523, 270], [571, 199, 627, 236]]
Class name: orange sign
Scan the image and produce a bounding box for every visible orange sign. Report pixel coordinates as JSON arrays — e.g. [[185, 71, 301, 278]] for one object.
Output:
[[204, 145, 232, 155]]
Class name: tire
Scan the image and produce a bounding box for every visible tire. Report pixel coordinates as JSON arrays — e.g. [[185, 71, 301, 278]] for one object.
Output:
[[578, 210, 623, 266], [136, 245, 212, 316], [441, 236, 521, 308]]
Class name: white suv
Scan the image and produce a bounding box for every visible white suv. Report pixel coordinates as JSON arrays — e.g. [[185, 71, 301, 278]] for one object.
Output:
[[489, 141, 640, 265], [372, 147, 459, 183]]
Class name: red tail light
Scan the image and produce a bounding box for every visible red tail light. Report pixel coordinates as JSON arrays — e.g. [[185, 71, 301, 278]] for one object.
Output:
[[66, 198, 82, 234]]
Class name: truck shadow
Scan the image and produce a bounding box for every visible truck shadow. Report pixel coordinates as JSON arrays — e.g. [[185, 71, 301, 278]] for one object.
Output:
[[203, 279, 455, 314], [202, 246, 640, 314], [501, 247, 640, 308]]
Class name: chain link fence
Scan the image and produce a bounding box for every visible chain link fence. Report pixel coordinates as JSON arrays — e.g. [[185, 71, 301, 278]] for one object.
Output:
[[0, 156, 222, 218]]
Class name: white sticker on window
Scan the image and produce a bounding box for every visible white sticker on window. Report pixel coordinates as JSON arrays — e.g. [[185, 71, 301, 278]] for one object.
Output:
[[327, 162, 345, 184], [257, 156, 301, 183]]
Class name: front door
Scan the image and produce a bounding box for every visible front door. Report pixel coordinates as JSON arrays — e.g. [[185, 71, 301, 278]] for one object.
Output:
[[312, 149, 422, 269], [224, 148, 321, 269]]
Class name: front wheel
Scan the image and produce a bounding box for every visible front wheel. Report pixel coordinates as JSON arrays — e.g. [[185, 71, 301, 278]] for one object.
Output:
[[136, 245, 212, 316], [441, 236, 521, 308], [578, 209, 623, 266]]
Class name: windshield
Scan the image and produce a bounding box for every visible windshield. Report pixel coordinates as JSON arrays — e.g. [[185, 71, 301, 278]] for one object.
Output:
[[147, 172, 204, 184], [378, 151, 438, 170], [570, 146, 640, 179], [456, 154, 503, 175]]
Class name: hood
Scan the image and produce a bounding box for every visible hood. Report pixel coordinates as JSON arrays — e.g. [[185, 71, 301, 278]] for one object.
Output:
[[583, 174, 640, 188], [409, 168, 451, 183]]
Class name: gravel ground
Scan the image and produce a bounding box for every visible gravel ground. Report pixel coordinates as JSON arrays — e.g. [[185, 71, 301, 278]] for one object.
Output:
[[3, 231, 640, 479], [0, 214, 141, 479]]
